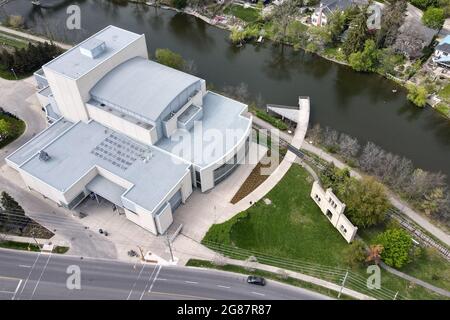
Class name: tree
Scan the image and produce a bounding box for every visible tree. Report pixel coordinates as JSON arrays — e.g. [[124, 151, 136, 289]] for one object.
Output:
[[411, 0, 439, 10], [327, 10, 346, 44], [376, 0, 407, 48], [344, 239, 367, 268], [319, 162, 351, 190], [172, 0, 187, 9], [307, 123, 323, 143], [322, 126, 339, 152], [366, 244, 383, 264], [339, 177, 390, 228], [377, 48, 404, 75], [0, 119, 12, 138], [422, 7, 445, 29], [270, 0, 302, 42], [348, 39, 378, 72], [342, 8, 369, 56], [155, 48, 185, 70], [338, 133, 360, 160], [406, 84, 428, 107], [375, 228, 413, 268]]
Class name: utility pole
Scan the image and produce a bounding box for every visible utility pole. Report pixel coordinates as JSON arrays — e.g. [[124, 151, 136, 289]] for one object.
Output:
[[137, 246, 145, 261], [338, 270, 349, 299], [166, 234, 174, 262]]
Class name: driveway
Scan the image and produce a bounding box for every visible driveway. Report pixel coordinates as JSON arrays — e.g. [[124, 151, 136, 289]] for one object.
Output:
[[0, 77, 46, 163]]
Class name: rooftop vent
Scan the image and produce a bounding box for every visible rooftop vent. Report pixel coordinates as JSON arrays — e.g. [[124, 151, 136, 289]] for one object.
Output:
[[79, 38, 106, 59], [38, 150, 51, 162]]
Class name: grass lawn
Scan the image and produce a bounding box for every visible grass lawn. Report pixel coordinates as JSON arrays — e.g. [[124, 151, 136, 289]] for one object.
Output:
[[439, 84, 450, 100], [0, 240, 41, 252], [203, 164, 449, 299], [186, 259, 354, 300], [224, 4, 260, 23], [0, 240, 69, 254], [0, 33, 29, 49], [0, 113, 26, 148], [205, 164, 349, 266]]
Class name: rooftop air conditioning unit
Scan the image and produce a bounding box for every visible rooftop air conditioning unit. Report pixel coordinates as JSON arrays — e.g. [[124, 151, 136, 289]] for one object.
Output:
[[38, 150, 51, 162]]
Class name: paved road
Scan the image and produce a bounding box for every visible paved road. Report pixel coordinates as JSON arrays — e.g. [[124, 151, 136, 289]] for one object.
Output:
[[0, 249, 328, 300]]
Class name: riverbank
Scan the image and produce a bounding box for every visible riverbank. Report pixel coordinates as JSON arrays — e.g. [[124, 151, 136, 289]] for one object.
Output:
[[138, 1, 448, 120]]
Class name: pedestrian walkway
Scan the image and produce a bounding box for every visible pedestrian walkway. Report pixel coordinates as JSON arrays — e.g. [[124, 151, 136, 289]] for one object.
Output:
[[0, 26, 72, 50]]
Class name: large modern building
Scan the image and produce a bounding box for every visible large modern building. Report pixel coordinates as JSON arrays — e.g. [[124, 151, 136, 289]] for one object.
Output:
[[6, 26, 252, 236]]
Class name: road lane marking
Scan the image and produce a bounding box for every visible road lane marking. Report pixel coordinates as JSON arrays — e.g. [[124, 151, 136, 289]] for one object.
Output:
[[148, 291, 214, 300], [126, 264, 145, 300], [18, 252, 41, 299], [185, 281, 198, 284], [251, 291, 265, 296], [147, 265, 162, 294], [140, 265, 158, 300], [30, 253, 52, 300], [11, 279, 22, 300], [217, 285, 230, 289], [18, 265, 31, 268], [157, 278, 167, 281]]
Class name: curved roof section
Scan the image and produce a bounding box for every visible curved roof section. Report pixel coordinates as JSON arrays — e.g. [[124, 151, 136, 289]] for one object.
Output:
[[90, 57, 201, 122]]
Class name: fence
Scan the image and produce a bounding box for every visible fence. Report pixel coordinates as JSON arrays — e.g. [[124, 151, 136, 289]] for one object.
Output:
[[386, 208, 450, 261], [203, 240, 404, 300]]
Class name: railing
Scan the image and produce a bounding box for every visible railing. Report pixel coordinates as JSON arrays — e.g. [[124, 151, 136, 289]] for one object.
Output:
[[203, 240, 404, 300]]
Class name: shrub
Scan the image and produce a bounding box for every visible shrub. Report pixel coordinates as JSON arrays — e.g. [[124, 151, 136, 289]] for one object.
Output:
[[255, 110, 288, 131], [375, 228, 413, 268], [155, 48, 185, 70], [5, 15, 25, 29], [172, 0, 187, 9], [343, 239, 367, 268], [406, 84, 428, 107], [422, 7, 445, 29]]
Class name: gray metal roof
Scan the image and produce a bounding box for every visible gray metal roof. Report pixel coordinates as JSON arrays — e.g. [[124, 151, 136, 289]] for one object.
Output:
[[90, 57, 201, 123], [267, 105, 299, 123], [16, 120, 190, 214], [6, 119, 73, 167], [86, 175, 126, 207], [43, 26, 142, 79], [156, 91, 251, 168]]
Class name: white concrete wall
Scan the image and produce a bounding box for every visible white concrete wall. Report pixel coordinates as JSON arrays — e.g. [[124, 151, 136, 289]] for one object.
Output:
[[310, 181, 357, 243], [124, 207, 157, 235], [62, 167, 98, 204], [86, 104, 156, 145], [19, 170, 66, 205], [155, 203, 173, 234], [199, 115, 252, 192]]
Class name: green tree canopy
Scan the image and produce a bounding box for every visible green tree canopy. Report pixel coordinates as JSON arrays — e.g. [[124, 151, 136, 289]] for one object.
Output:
[[342, 7, 369, 56], [375, 228, 413, 268], [0, 119, 11, 138], [155, 48, 185, 70], [406, 84, 428, 107], [348, 39, 378, 72], [422, 7, 445, 29], [172, 0, 187, 9], [338, 177, 390, 228]]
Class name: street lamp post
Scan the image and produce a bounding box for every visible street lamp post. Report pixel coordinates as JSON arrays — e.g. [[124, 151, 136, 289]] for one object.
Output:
[[10, 68, 17, 80]]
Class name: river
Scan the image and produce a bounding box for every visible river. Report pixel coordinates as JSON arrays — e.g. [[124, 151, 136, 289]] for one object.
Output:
[[1, 0, 449, 177]]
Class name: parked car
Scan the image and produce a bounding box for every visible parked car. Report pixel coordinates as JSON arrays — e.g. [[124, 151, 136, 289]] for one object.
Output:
[[247, 276, 266, 286]]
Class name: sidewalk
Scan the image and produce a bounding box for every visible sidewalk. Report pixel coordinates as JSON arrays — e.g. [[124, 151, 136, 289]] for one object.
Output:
[[0, 26, 72, 50]]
